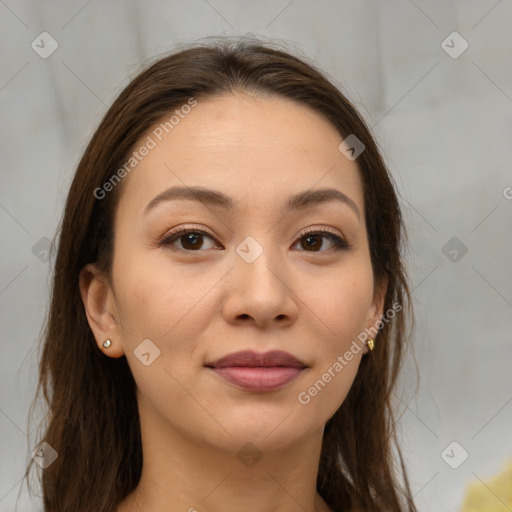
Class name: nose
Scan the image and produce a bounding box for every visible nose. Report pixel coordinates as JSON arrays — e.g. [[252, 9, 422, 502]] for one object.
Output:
[[221, 243, 299, 330]]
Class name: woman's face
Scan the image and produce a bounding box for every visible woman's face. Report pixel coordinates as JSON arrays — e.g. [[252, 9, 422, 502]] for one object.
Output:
[[95, 93, 385, 452]]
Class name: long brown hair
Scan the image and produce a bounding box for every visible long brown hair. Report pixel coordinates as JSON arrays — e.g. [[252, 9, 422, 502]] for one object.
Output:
[[23, 36, 417, 512]]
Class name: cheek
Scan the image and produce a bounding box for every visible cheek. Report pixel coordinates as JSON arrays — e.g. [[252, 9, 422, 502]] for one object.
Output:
[[111, 260, 210, 403], [297, 271, 371, 418], [111, 250, 220, 359], [313, 261, 374, 344], [299, 258, 373, 385]]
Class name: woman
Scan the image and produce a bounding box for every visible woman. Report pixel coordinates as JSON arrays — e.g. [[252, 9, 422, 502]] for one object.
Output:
[[25, 37, 417, 512]]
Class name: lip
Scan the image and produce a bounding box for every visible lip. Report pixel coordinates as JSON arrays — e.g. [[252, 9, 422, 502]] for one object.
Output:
[[205, 350, 307, 392]]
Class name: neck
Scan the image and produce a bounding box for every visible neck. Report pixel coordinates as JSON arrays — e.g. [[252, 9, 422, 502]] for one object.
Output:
[[117, 399, 333, 512]]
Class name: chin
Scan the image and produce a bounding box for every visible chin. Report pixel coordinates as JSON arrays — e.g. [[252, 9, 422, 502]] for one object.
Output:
[[207, 404, 317, 449]]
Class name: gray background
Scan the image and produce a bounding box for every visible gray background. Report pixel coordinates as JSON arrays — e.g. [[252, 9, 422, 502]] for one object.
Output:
[[1, 1, 511, 511]]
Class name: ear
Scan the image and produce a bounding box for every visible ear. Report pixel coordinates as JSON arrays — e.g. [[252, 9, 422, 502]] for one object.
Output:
[[79, 263, 125, 358], [361, 273, 388, 355]]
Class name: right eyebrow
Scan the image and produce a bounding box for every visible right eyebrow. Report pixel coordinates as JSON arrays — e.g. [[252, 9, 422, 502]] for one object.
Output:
[[144, 186, 233, 215]]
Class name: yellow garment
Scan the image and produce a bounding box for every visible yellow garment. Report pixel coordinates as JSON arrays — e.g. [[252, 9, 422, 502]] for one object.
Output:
[[460, 460, 512, 511]]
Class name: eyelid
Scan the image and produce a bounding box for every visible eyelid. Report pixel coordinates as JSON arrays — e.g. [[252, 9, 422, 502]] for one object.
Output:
[[159, 224, 221, 248], [159, 224, 350, 251], [161, 223, 216, 240], [298, 225, 342, 238], [294, 225, 350, 251]]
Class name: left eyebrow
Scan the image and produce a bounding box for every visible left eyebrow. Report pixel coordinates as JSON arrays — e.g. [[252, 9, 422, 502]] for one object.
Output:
[[287, 188, 361, 221], [144, 185, 361, 222]]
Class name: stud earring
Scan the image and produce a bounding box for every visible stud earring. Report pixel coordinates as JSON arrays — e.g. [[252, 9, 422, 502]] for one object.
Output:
[[367, 339, 374, 351], [103, 339, 112, 349]]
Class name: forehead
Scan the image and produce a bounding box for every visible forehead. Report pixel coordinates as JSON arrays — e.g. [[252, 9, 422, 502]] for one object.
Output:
[[116, 93, 365, 219]]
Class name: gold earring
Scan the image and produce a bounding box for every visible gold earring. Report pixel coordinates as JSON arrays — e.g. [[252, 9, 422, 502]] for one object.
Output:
[[367, 339, 374, 351], [103, 339, 112, 349]]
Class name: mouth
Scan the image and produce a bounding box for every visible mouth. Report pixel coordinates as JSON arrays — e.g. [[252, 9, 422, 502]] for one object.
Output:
[[205, 350, 307, 392]]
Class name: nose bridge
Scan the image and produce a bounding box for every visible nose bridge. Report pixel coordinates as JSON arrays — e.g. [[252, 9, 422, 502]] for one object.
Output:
[[223, 233, 297, 326], [234, 234, 285, 293]]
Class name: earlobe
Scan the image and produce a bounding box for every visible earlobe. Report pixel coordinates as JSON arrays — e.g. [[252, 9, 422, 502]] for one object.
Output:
[[78, 263, 125, 358]]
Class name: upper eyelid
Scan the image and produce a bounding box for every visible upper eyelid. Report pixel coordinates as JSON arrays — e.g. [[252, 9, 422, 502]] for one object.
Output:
[[161, 224, 215, 240], [161, 224, 347, 246]]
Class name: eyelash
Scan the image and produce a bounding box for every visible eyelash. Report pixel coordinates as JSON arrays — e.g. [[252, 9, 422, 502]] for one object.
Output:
[[159, 225, 350, 253]]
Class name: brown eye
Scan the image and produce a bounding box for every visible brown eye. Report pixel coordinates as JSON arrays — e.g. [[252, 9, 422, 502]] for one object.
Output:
[[294, 230, 349, 252], [161, 229, 219, 251]]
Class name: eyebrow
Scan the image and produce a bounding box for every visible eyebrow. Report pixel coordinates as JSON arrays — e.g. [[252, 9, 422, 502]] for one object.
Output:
[[144, 185, 361, 221]]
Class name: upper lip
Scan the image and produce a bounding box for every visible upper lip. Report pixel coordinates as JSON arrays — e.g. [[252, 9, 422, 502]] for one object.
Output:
[[206, 350, 307, 369]]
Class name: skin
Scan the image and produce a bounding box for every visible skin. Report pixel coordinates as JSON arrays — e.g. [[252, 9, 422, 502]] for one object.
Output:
[[79, 92, 387, 512]]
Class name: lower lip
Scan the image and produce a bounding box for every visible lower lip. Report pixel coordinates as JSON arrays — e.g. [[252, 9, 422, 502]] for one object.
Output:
[[209, 367, 303, 391]]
